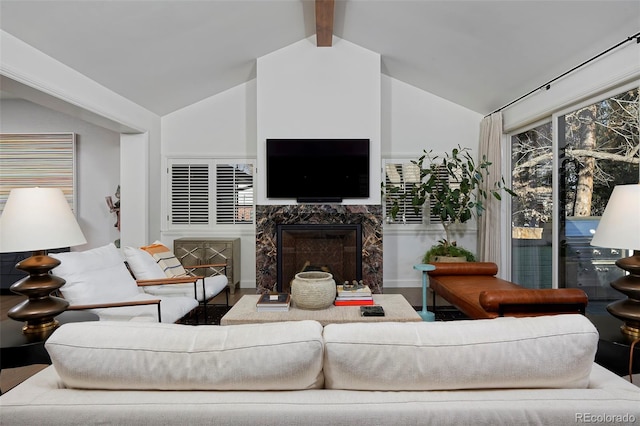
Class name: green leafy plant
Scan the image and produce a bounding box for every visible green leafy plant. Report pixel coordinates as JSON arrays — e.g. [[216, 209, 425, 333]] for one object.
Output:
[[385, 145, 516, 260], [423, 240, 476, 262]]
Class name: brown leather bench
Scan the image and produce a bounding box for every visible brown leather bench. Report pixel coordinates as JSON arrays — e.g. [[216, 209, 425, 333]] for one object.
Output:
[[427, 262, 588, 319]]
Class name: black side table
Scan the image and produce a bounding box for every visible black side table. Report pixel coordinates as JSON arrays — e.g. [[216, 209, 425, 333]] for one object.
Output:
[[1, 310, 98, 370], [588, 314, 640, 377]]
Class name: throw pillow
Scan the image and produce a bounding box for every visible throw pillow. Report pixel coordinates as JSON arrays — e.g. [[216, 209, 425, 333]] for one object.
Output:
[[140, 241, 187, 278]]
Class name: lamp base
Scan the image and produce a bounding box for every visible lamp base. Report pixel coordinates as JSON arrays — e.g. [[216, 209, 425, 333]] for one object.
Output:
[[7, 251, 69, 340], [606, 251, 640, 339]]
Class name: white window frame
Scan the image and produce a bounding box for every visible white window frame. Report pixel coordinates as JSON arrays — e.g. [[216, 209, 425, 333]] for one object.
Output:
[[166, 157, 255, 230]]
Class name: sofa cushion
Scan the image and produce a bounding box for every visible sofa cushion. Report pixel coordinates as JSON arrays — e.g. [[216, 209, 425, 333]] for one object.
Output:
[[323, 314, 597, 391], [123, 246, 166, 280], [45, 320, 324, 390], [51, 243, 141, 305]]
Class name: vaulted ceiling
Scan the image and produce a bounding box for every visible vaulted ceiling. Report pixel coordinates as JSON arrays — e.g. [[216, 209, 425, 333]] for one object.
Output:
[[1, 1, 638, 116]]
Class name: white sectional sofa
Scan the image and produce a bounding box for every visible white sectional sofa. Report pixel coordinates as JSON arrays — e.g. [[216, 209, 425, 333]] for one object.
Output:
[[1, 315, 639, 425]]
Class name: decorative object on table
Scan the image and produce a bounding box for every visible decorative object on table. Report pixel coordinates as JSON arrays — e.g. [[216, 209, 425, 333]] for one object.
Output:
[[256, 293, 291, 312], [413, 263, 436, 321], [384, 145, 515, 262], [0, 187, 86, 339], [335, 283, 373, 306], [105, 185, 120, 247], [590, 183, 640, 338], [291, 271, 336, 310]]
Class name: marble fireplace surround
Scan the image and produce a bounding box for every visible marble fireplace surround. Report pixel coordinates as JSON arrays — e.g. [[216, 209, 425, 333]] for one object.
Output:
[[255, 205, 383, 294]]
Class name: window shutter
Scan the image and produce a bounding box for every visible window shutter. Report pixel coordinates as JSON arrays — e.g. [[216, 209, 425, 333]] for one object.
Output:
[[384, 161, 424, 225], [170, 164, 209, 224], [428, 165, 451, 224], [216, 163, 254, 224]]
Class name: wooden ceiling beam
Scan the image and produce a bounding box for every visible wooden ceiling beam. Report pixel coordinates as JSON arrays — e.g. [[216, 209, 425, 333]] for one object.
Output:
[[315, 0, 334, 47]]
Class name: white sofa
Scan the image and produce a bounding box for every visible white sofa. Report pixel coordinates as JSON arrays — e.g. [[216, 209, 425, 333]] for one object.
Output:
[[1, 315, 639, 425]]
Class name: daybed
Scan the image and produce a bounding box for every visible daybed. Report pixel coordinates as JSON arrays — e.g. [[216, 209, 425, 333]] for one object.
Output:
[[1, 315, 638, 425], [428, 262, 589, 319]]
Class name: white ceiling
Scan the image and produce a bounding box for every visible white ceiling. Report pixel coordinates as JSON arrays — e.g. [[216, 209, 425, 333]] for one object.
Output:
[[1, 0, 638, 116]]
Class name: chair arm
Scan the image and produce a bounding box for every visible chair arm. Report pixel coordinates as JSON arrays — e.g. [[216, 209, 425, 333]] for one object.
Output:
[[66, 299, 162, 322], [136, 276, 199, 286], [66, 299, 161, 310], [194, 262, 227, 268]]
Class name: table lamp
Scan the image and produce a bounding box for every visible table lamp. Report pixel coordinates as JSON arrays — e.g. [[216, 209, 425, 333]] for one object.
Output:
[[0, 187, 87, 338], [590, 183, 640, 338]]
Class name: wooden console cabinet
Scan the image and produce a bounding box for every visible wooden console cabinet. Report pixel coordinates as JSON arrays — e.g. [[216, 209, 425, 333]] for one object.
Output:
[[173, 238, 241, 293]]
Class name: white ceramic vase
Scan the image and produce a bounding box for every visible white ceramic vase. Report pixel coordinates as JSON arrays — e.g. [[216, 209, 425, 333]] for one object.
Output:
[[291, 271, 336, 310]]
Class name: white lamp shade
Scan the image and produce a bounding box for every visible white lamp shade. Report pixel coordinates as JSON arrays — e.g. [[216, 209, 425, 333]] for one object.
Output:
[[590, 183, 640, 251], [0, 187, 87, 252]]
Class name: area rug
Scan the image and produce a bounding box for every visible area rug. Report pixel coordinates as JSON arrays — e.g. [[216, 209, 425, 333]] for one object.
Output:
[[176, 305, 232, 326]]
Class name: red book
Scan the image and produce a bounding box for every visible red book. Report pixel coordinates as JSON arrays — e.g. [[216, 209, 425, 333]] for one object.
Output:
[[334, 299, 375, 306]]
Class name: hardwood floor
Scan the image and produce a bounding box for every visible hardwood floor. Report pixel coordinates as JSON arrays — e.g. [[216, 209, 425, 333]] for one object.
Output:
[[1, 294, 49, 394], [0, 287, 425, 393]]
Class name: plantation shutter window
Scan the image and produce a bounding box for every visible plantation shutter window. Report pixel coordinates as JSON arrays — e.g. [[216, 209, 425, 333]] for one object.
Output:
[[168, 159, 254, 227], [383, 160, 451, 225], [170, 164, 209, 225], [383, 161, 424, 225], [428, 165, 452, 224], [216, 163, 254, 225]]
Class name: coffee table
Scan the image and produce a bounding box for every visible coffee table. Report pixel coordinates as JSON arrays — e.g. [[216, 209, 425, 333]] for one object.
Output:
[[220, 294, 421, 326]]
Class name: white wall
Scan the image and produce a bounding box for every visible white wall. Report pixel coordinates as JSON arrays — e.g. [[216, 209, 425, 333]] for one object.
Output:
[[160, 37, 483, 289], [380, 75, 483, 287], [0, 30, 161, 247], [161, 81, 257, 289], [256, 36, 381, 205], [0, 99, 121, 250], [502, 42, 640, 132]]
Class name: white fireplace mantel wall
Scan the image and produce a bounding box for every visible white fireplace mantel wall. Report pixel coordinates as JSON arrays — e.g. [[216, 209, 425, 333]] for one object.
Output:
[[162, 35, 482, 289], [256, 36, 382, 205]]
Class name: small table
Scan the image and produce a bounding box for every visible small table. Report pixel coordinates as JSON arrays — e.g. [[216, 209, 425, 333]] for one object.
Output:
[[413, 263, 436, 321], [1, 310, 98, 370], [588, 314, 640, 377], [221, 294, 422, 326]]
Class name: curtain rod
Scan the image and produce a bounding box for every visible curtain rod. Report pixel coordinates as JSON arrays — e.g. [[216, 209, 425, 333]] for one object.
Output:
[[487, 31, 640, 117]]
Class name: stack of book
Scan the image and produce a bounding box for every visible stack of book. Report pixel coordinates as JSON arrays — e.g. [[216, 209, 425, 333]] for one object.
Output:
[[334, 285, 374, 306], [256, 293, 291, 312]]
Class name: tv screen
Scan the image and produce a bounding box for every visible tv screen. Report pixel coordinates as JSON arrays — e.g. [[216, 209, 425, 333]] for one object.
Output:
[[266, 139, 370, 202]]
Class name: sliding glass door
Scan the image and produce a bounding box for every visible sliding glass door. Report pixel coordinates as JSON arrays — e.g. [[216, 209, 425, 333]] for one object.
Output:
[[510, 86, 639, 305], [558, 87, 639, 300]]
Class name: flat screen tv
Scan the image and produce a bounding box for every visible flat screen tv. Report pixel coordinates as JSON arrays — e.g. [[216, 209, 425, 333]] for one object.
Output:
[[266, 139, 370, 202]]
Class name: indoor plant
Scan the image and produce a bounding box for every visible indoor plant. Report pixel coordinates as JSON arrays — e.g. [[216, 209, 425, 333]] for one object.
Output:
[[386, 145, 515, 262]]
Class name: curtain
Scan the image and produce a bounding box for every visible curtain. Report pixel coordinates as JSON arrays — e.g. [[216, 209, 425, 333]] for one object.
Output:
[[477, 112, 503, 268]]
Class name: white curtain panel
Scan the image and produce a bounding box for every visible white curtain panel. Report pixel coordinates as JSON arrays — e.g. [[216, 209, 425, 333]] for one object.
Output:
[[477, 112, 503, 267]]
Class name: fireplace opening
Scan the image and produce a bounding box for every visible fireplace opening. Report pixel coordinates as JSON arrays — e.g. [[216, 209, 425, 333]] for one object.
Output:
[[276, 224, 363, 293]]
